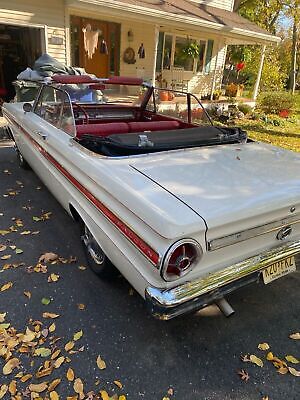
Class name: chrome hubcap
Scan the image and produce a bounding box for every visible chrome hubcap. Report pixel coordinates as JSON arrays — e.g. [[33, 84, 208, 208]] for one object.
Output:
[[82, 226, 105, 265]]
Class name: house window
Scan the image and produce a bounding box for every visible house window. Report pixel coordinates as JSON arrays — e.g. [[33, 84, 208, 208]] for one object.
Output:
[[174, 37, 194, 71], [163, 34, 172, 70], [197, 40, 206, 72], [158, 33, 213, 74]]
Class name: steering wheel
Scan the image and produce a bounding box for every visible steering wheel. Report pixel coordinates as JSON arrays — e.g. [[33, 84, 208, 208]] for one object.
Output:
[[72, 102, 89, 125]]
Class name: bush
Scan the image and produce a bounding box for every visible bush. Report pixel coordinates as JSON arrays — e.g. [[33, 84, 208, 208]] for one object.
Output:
[[257, 92, 296, 114], [238, 103, 252, 115]]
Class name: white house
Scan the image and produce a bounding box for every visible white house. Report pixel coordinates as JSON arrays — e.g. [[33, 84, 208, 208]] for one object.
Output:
[[0, 0, 280, 101]]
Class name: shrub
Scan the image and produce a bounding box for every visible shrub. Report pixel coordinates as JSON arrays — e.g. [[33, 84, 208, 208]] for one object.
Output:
[[257, 92, 296, 114], [238, 103, 252, 115]]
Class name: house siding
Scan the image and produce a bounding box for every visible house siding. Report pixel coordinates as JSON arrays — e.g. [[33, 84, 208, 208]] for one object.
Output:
[[0, 0, 66, 64], [189, 0, 234, 11]]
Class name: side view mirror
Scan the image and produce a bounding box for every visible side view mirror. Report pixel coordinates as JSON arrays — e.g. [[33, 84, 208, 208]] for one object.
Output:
[[23, 103, 32, 113]]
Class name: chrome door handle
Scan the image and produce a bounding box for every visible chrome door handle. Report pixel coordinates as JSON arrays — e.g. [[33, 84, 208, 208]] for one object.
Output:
[[35, 131, 48, 140]]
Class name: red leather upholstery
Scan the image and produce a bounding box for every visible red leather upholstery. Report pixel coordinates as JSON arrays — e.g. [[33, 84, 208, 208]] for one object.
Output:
[[128, 121, 180, 132], [76, 122, 129, 138]]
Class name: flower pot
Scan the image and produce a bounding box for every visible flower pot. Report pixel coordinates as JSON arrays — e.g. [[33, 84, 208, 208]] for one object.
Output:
[[159, 91, 169, 101]]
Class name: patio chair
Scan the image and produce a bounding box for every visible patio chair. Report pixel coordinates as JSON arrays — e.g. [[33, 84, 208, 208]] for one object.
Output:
[[171, 67, 189, 92]]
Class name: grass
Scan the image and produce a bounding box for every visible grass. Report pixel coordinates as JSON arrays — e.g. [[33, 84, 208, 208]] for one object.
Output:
[[238, 92, 300, 152]]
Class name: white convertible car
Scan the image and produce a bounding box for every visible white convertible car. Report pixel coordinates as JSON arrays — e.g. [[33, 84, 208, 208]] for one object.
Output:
[[3, 75, 300, 319]]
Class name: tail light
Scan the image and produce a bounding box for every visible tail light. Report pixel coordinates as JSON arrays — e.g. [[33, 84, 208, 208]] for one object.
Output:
[[162, 239, 202, 281]]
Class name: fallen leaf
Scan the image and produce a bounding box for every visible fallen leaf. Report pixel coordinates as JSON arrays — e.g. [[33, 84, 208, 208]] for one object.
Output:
[[51, 349, 61, 360], [0, 384, 8, 399], [67, 367, 75, 381], [8, 380, 17, 395], [41, 297, 51, 305], [49, 322, 56, 332], [15, 248, 23, 254], [0, 323, 10, 330], [3, 357, 20, 375], [0, 230, 10, 235], [114, 380, 123, 389], [0, 244, 7, 251], [266, 352, 274, 361], [24, 291, 32, 299], [277, 367, 289, 374], [39, 252, 58, 263], [238, 369, 249, 382], [288, 367, 300, 377], [97, 355, 106, 370], [77, 303, 85, 310], [1, 282, 13, 291], [20, 374, 32, 382], [100, 391, 110, 400], [74, 378, 84, 395], [289, 332, 300, 340], [54, 356, 65, 369], [48, 273, 60, 283], [1, 254, 11, 260], [20, 230, 31, 235], [119, 396, 126, 400], [43, 312, 59, 319], [34, 347, 51, 358], [23, 327, 36, 343], [28, 382, 48, 393], [73, 330, 83, 341], [65, 341, 75, 352], [258, 343, 270, 351], [285, 355, 299, 364], [48, 379, 61, 392], [167, 388, 174, 396], [0, 312, 6, 322], [50, 391, 60, 400]]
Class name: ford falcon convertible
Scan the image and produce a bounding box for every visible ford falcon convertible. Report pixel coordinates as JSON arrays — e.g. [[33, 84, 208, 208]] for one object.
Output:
[[3, 75, 300, 320]]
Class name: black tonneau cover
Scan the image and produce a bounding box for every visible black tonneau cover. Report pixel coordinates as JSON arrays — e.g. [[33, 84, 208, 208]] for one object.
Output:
[[80, 126, 247, 156]]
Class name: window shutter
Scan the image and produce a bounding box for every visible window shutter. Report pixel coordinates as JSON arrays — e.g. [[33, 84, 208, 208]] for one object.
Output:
[[155, 32, 165, 72], [204, 40, 214, 74]]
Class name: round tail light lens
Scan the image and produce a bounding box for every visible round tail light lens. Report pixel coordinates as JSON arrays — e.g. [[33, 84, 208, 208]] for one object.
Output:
[[162, 240, 202, 281]]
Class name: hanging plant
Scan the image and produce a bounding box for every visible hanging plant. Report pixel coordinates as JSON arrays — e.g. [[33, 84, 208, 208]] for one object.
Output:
[[182, 42, 200, 59]]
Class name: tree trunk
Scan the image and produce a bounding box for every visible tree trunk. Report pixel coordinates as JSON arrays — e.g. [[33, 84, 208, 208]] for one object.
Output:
[[289, 21, 298, 94]]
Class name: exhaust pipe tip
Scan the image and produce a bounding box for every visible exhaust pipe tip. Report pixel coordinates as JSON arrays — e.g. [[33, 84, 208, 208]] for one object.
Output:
[[216, 297, 235, 317]]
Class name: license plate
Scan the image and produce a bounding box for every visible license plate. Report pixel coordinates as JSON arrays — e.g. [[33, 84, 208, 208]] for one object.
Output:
[[262, 256, 296, 284]]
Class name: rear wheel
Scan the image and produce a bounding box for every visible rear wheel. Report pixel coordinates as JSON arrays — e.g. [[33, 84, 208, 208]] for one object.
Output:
[[81, 223, 118, 279]]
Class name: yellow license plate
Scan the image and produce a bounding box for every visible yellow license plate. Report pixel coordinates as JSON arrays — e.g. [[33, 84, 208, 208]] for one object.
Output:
[[262, 256, 296, 284]]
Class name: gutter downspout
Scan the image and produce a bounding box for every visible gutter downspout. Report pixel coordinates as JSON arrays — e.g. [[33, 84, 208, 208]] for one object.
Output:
[[252, 45, 266, 100]]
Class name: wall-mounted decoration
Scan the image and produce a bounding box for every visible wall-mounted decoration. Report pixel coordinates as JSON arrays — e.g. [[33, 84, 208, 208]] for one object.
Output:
[[138, 43, 145, 59], [127, 29, 134, 42], [82, 24, 102, 59], [48, 36, 64, 46], [123, 47, 136, 64]]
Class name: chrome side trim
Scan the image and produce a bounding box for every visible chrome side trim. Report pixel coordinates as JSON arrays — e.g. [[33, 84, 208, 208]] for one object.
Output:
[[146, 240, 300, 312], [208, 214, 300, 251]]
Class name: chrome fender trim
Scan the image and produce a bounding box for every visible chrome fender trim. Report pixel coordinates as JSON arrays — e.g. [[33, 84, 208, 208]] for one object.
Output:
[[145, 240, 300, 319]]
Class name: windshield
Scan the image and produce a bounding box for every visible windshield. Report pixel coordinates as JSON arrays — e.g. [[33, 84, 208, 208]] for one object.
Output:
[[57, 83, 144, 106]]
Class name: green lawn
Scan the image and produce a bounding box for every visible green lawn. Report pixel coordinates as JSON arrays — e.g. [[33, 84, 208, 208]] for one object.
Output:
[[236, 92, 300, 152]]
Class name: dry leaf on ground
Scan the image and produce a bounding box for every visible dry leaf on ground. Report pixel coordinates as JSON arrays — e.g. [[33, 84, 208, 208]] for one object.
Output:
[[1, 282, 13, 292], [97, 355, 106, 370], [289, 332, 300, 340], [39, 252, 59, 263], [258, 343, 270, 351], [249, 355, 263, 367], [285, 355, 299, 364], [42, 312, 60, 319], [288, 367, 300, 377], [238, 369, 249, 382]]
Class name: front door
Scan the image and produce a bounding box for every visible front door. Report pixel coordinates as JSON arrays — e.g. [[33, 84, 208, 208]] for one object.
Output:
[[70, 16, 120, 78]]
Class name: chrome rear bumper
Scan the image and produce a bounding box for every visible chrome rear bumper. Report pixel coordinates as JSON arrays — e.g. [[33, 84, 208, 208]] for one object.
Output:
[[145, 240, 300, 320]]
